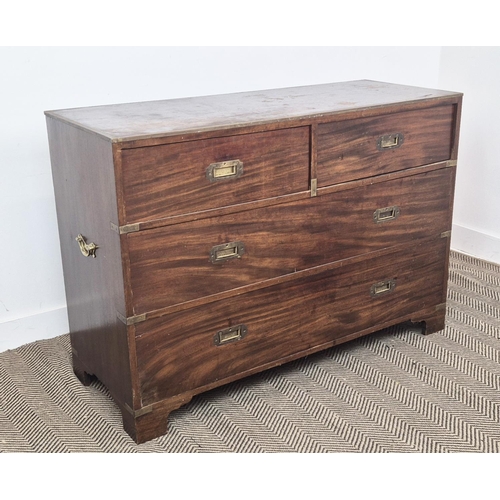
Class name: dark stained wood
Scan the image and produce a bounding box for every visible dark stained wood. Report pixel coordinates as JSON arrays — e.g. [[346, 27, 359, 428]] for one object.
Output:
[[135, 237, 448, 406], [120, 392, 192, 444], [115, 95, 461, 151], [126, 160, 448, 232], [441, 165, 457, 305], [410, 305, 447, 336], [72, 355, 94, 386], [310, 123, 318, 183], [119, 127, 310, 224], [128, 302, 446, 444], [44, 80, 461, 145], [46, 80, 462, 444], [451, 101, 463, 160], [317, 105, 455, 186], [46, 117, 136, 410], [126, 167, 454, 314]]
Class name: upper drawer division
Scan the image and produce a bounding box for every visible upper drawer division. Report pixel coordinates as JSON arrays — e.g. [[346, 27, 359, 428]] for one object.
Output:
[[317, 104, 455, 186], [119, 127, 310, 223]]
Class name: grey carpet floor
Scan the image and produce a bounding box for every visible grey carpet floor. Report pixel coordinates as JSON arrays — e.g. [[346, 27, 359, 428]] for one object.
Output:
[[0, 250, 499, 452]]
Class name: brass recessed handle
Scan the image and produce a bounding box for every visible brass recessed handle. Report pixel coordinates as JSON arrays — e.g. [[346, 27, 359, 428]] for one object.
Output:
[[370, 279, 396, 297], [210, 241, 245, 264], [377, 132, 404, 150], [373, 205, 400, 223], [76, 234, 98, 258], [206, 160, 243, 182], [214, 325, 248, 346]]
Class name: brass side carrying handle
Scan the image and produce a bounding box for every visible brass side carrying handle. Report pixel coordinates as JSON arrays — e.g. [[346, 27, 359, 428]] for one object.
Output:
[[210, 241, 245, 264], [206, 159, 243, 182], [377, 132, 404, 150], [214, 324, 248, 346], [76, 234, 98, 258], [370, 279, 396, 297]]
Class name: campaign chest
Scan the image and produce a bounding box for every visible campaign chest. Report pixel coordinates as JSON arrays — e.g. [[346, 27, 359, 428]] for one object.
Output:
[[45, 80, 462, 443]]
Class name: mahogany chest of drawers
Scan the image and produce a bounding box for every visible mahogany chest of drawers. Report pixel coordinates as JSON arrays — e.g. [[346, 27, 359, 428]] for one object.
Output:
[[45, 80, 462, 443]]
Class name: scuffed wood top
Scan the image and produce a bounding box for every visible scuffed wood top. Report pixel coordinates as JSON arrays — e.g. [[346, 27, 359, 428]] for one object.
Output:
[[45, 80, 462, 143]]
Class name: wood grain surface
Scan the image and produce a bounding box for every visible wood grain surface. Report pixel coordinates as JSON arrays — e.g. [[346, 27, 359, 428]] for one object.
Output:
[[126, 167, 454, 314], [46, 117, 136, 409], [135, 237, 448, 406], [119, 127, 310, 223], [44, 80, 461, 144], [45, 80, 462, 443], [317, 104, 455, 186]]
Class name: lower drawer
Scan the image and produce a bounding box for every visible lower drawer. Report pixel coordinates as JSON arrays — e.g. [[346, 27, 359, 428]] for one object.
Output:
[[134, 237, 448, 406]]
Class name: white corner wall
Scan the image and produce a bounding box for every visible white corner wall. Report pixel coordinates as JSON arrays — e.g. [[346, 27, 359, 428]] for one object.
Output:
[[439, 47, 500, 265], [0, 46, 452, 352]]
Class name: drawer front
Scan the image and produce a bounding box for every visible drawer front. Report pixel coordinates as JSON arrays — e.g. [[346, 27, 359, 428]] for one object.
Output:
[[120, 127, 310, 223], [127, 167, 453, 313], [135, 237, 448, 405], [317, 105, 455, 186]]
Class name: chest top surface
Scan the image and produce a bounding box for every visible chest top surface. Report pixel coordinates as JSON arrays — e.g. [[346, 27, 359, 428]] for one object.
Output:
[[44, 80, 462, 143]]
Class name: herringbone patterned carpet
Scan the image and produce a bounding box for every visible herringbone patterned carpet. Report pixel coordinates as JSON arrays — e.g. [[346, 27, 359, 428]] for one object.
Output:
[[0, 251, 499, 452]]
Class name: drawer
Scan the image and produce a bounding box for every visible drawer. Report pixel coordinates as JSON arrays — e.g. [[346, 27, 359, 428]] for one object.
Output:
[[135, 237, 448, 405], [120, 127, 310, 223], [317, 105, 455, 186], [126, 167, 454, 313]]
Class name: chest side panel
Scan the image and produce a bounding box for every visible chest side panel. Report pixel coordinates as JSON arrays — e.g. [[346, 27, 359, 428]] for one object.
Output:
[[46, 118, 135, 408]]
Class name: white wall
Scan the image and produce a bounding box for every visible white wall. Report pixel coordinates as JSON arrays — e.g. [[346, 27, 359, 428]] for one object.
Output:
[[0, 46, 448, 352], [439, 47, 500, 264]]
